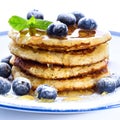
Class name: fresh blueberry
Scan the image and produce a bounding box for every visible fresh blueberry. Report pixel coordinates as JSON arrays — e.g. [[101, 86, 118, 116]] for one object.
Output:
[[1, 55, 12, 67], [0, 77, 11, 94], [57, 13, 76, 26], [96, 77, 116, 94], [72, 11, 85, 23], [8, 74, 14, 81], [47, 21, 68, 38], [108, 73, 120, 88], [78, 17, 97, 30], [35, 84, 57, 100], [0, 62, 11, 78], [115, 76, 120, 88], [12, 77, 31, 96], [27, 9, 44, 20]]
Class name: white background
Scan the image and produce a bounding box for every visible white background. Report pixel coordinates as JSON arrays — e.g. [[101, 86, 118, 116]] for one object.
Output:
[[0, 0, 120, 31], [0, 0, 120, 120]]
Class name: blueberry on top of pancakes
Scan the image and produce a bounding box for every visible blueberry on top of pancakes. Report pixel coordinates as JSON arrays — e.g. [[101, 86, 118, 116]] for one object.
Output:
[[57, 13, 76, 26], [78, 17, 97, 30], [27, 9, 44, 20], [47, 21, 68, 38]]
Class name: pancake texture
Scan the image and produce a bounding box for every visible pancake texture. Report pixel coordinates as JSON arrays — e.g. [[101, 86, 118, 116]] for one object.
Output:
[[12, 56, 108, 79], [12, 66, 109, 91], [8, 29, 111, 51], [9, 42, 109, 66], [9, 28, 111, 93]]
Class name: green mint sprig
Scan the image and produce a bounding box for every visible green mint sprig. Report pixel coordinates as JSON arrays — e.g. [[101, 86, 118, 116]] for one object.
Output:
[[8, 15, 52, 35]]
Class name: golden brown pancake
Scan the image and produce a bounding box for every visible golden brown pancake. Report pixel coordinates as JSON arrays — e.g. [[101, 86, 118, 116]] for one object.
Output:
[[9, 42, 109, 66], [11, 56, 108, 79], [58, 89, 95, 97], [9, 26, 111, 95], [8, 29, 111, 52], [12, 66, 109, 91]]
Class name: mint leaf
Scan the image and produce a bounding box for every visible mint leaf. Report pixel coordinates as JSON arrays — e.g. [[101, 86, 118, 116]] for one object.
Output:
[[27, 16, 36, 28], [35, 19, 52, 30], [8, 16, 28, 31], [8, 15, 52, 32]]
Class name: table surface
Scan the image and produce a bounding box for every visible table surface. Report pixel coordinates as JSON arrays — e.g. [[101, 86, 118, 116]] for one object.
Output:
[[0, 0, 120, 119]]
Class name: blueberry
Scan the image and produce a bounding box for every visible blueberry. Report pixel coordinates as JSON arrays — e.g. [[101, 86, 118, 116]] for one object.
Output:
[[78, 17, 97, 30], [57, 13, 76, 26], [96, 77, 116, 94], [72, 11, 85, 23], [108, 73, 120, 88], [116, 76, 120, 87], [12, 77, 31, 96], [35, 84, 57, 100], [1, 55, 12, 67], [0, 62, 11, 78], [27, 9, 44, 20], [8, 74, 14, 81], [47, 21, 68, 38], [0, 77, 11, 94]]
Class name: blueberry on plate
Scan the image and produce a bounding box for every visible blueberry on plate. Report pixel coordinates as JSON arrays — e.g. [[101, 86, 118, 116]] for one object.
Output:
[[0, 77, 11, 94], [47, 21, 68, 38], [72, 11, 85, 23], [27, 9, 44, 20], [115, 76, 120, 88], [96, 77, 116, 94], [78, 17, 97, 30], [0, 62, 11, 78], [108, 73, 120, 88], [1, 55, 12, 67], [35, 84, 57, 100], [12, 77, 31, 96], [57, 13, 76, 26]]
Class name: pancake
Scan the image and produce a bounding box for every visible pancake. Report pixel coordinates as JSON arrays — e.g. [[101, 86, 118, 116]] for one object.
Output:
[[11, 56, 108, 79], [12, 66, 109, 91], [8, 29, 111, 52], [58, 89, 95, 97], [9, 42, 109, 66]]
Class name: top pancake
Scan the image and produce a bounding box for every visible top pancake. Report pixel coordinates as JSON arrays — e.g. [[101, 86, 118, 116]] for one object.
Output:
[[8, 29, 111, 51]]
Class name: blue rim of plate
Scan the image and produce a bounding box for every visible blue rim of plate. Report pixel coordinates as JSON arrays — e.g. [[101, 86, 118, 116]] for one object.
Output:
[[0, 30, 120, 113], [0, 102, 120, 113], [0, 31, 8, 36]]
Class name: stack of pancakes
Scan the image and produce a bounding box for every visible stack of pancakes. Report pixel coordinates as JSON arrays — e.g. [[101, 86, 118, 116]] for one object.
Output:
[[8, 29, 111, 95]]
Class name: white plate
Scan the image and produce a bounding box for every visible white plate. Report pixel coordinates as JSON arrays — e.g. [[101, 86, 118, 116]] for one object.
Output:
[[0, 31, 120, 114]]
